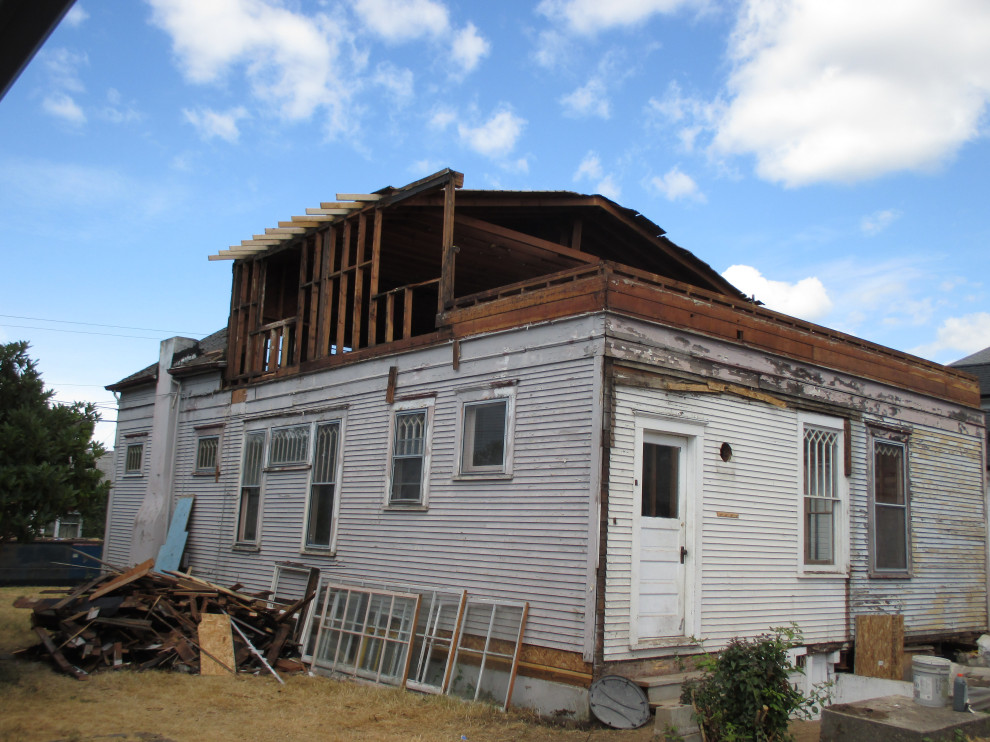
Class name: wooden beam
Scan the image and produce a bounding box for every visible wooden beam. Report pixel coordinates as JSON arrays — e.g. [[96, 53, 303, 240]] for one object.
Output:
[[439, 182, 456, 312], [266, 227, 306, 235], [305, 208, 352, 216], [253, 233, 293, 241], [319, 202, 365, 210], [337, 193, 383, 201], [352, 213, 366, 351], [318, 225, 336, 358], [455, 214, 597, 265], [368, 209, 382, 346], [292, 214, 337, 223], [306, 231, 323, 362], [278, 220, 320, 228], [208, 254, 235, 261], [240, 239, 282, 246], [336, 219, 351, 353]]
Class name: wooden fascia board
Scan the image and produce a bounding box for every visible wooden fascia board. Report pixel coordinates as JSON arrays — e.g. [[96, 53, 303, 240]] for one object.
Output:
[[455, 213, 598, 265], [378, 168, 464, 208]]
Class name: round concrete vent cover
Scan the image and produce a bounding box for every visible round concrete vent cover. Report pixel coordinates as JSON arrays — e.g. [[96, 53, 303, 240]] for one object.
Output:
[[588, 675, 650, 729]]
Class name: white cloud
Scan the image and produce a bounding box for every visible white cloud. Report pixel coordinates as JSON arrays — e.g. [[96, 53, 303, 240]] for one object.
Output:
[[428, 106, 457, 130], [451, 23, 490, 75], [648, 166, 705, 202], [65, 5, 90, 26], [458, 108, 526, 158], [647, 81, 721, 153], [573, 152, 621, 199], [723, 264, 833, 320], [43, 48, 87, 93], [183, 106, 249, 143], [861, 209, 902, 236], [372, 63, 414, 105], [42, 93, 86, 125], [537, 0, 700, 35], [913, 312, 990, 358], [561, 78, 610, 119], [713, 0, 990, 186], [148, 0, 358, 133], [533, 29, 570, 69], [100, 88, 141, 124], [353, 0, 450, 42]]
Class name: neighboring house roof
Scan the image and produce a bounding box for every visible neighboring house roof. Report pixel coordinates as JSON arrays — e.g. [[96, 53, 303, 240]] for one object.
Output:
[[105, 328, 227, 391], [949, 345, 990, 398]]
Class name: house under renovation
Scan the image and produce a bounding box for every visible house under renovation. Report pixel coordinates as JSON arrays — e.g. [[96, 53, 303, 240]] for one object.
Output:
[[105, 169, 988, 717]]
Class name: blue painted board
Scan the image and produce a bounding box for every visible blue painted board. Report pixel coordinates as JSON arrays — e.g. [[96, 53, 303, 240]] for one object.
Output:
[[155, 497, 194, 572]]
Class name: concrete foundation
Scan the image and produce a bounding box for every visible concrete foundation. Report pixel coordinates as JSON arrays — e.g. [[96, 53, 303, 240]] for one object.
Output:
[[820, 695, 990, 742]]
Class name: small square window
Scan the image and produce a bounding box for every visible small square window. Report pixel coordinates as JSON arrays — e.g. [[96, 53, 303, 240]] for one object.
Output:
[[269, 424, 310, 466], [195, 436, 219, 473], [462, 400, 507, 473], [125, 443, 143, 474]]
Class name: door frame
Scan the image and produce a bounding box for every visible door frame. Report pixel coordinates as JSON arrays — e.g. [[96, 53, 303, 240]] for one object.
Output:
[[629, 414, 704, 649]]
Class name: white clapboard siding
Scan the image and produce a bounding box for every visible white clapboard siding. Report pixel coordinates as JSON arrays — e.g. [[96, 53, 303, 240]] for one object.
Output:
[[849, 424, 987, 635], [103, 385, 156, 567], [605, 384, 849, 660], [152, 316, 604, 654]]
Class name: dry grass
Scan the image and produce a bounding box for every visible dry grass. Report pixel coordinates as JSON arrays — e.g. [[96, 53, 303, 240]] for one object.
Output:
[[1, 586, 654, 742]]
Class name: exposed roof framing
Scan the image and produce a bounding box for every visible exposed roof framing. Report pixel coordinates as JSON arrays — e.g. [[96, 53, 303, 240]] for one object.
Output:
[[208, 169, 463, 262]]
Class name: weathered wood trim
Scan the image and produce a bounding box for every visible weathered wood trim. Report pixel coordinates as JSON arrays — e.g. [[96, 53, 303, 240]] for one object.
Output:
[[439, 182, 456, 312]]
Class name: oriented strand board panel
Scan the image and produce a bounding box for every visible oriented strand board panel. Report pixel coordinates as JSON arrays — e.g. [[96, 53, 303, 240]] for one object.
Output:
[[855, 614, 904, 680], [198, 613, 235, 675]]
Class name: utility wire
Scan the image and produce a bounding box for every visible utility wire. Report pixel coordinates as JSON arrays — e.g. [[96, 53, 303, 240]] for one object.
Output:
[[1, 323, 165, 340], [0, 313, 209, 336]]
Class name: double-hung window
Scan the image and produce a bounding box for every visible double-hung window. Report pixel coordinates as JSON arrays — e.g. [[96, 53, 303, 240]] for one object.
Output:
[[798, 414, 846, 573], [237, 431, 265, 543], [390, 410, 427, 504], [872, 436, 910, 574], [306, 421, 341, 549], [456, 385, 515, 478]]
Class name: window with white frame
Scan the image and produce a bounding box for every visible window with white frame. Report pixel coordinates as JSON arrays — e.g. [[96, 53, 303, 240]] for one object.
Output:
[[803, 426, 839, 565], [195, 435, 219, 473], [124, 443, 144, 474], [269, 424, 310, 466], [872, 437, 909, 574], [462, 400, 508, 474], [389, 408, 430, 505], [237, 431, 265, 543], [797, 414, 847, 573], [306, 421, 340, 549]]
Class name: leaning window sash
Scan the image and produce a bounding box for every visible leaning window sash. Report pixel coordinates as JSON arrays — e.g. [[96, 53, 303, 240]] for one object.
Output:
[[803, 427, 838, 566]]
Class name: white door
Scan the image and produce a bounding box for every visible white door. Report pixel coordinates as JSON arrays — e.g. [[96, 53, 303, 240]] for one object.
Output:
[[632, 432, 688, 644]]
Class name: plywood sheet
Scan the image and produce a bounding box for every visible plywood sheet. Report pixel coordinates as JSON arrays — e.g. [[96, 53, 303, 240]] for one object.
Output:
[[855, 614, 904, 680], [198, 613, 235, 676]]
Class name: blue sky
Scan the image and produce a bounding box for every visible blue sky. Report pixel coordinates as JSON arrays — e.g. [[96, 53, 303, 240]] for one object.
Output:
[[2, 0, 989, 448]]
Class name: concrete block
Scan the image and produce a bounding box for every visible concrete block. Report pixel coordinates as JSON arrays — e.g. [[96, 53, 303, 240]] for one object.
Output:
[[654, 702, 701, 741], [821, 694, 990, 742]]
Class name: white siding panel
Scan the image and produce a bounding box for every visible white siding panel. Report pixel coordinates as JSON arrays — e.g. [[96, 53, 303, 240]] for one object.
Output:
[[605, 385, 848, 661], [166, 317, 603, 654]]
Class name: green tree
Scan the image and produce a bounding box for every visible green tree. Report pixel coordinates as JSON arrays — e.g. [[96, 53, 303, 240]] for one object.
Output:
[[0, 341, 110, 542]]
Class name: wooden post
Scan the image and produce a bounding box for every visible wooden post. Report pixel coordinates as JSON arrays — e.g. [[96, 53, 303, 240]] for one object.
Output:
[[368, 209, 382, 346], [855, 614, 904, 680], [438, 180, 456, 313], [352, 214, 366, 351]]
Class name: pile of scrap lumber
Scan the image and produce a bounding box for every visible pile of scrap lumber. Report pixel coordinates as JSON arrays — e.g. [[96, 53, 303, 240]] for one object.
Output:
[[20, 558, 313, 680]]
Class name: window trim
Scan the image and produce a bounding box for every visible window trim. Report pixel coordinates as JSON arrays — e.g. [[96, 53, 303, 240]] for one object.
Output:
[[868, 427, 912, 578], [796, 412, 849, 576], [267, 423, 312, 468], [301, 416, 346, 554], [385, 398, 434, 508], [123, 442, 144, 476], [454, 386, 516, 479]]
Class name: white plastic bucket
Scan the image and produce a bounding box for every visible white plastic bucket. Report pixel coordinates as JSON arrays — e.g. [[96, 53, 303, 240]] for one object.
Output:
[[913, 656, 951, 707]]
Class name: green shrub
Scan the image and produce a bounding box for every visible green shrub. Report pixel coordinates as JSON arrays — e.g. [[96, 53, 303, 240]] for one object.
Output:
[[681, 625, 826, 741]]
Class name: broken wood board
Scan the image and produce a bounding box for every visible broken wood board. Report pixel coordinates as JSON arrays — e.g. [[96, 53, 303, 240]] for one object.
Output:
[[198, 614, 235, 675], [855, 613, 904, 680]]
